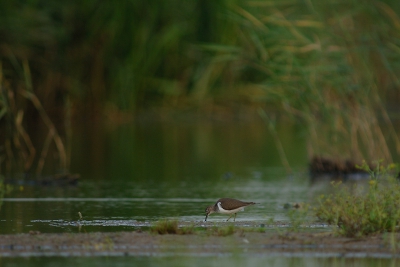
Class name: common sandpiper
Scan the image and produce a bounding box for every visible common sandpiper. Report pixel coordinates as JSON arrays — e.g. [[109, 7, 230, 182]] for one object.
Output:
[[204, 198, 257, 222]]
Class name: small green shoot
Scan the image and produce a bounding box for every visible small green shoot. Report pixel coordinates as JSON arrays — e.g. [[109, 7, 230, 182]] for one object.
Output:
[[0, 179, 13, 211], [287, 204, 310, 232]]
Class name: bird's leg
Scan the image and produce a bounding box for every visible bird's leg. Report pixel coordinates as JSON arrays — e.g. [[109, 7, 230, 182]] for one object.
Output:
[[233, 213, 236, 222], [227, 214, 233, 221]]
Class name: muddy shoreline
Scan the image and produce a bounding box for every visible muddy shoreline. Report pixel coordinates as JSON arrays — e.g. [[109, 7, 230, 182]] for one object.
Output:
[[1, 229, 399, 258]]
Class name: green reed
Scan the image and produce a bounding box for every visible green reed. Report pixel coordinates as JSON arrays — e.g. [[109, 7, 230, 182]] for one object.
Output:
[[218, 0, 400, 162], [1, 0, 400, 174]]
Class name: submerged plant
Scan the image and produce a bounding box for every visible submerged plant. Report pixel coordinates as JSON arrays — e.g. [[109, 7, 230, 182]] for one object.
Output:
[[315, 162, 400, 237], [151, 220, 180, 235], [209, 225, 236, 237], [150, 220, 194, 235]]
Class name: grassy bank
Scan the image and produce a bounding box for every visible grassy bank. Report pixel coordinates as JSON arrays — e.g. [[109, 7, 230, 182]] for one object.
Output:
[[315, 162, 400, 237]]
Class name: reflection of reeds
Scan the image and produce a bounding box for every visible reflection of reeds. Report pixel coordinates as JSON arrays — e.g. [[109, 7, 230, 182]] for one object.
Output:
[[1, 61, 68, 175], [19, 89, 67, 174]]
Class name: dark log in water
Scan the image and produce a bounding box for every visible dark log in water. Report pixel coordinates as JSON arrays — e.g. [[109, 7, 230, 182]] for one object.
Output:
[[5, 173, 80, 186], [309, 156, 369, 181]]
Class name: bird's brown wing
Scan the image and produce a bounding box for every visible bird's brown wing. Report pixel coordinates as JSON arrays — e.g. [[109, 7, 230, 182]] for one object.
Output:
[[217, 198, 255, 210]]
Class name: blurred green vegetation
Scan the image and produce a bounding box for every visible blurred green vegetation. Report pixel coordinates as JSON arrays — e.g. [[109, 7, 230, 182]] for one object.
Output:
[[315, 162, 400, 237], [1, 0, 400, 174], [0, 177, 13, 209]]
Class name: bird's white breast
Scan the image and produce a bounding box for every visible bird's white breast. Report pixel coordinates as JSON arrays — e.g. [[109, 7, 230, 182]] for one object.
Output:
[[217, 202, 245, 214]]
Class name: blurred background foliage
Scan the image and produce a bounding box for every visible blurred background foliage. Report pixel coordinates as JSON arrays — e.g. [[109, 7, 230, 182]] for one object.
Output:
[[1, 0, 400, 175]]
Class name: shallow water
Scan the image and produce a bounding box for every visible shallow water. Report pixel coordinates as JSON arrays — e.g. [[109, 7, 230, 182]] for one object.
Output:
[[0, 170, 323, 234], [1, 118, 398, 265], [1, 119, 320, 234], [1, 255, 399, 267]]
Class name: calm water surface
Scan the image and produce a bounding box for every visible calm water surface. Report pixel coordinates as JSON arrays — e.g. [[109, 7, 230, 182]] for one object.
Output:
[[0, 119, 320, 234], [1, 255, 399, 267], [1, 118, 395, 265]]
